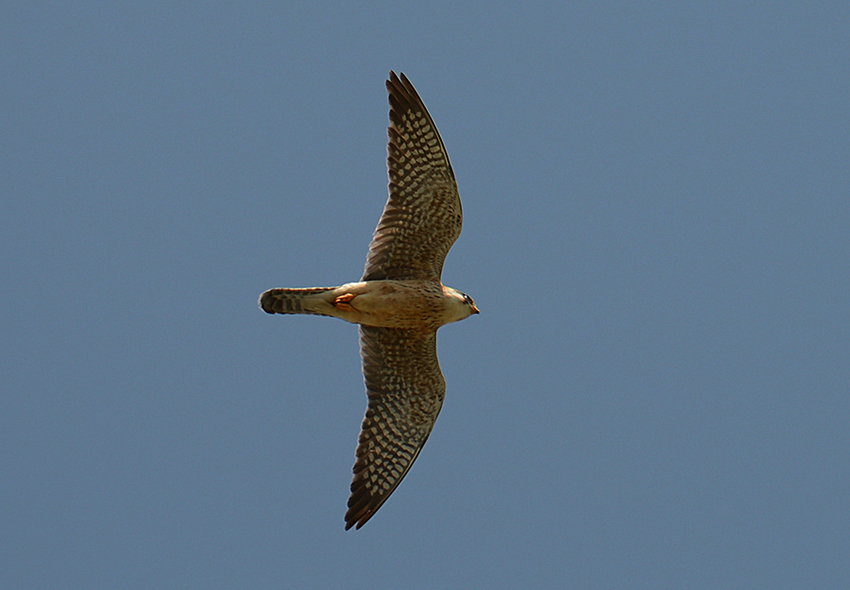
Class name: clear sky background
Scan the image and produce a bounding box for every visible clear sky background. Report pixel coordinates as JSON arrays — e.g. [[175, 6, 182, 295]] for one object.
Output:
[[2, 3, 848, 588]]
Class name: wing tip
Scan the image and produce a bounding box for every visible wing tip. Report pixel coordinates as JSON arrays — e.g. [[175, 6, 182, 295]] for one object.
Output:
[[344, 489, 380, 530], [344, 510, 373, 531], [386, 70, 424, 116]]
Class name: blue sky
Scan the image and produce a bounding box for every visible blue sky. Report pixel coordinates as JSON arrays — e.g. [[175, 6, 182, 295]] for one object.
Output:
[[2, 3, 848, 588]]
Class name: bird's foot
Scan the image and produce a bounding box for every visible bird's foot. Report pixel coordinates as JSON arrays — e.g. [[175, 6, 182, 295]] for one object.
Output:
[[334, 293, 357, 312]]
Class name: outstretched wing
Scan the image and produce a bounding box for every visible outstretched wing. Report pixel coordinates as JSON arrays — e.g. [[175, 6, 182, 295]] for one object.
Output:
[[345, 325, 446, 530], [362, 71, 462, 283]]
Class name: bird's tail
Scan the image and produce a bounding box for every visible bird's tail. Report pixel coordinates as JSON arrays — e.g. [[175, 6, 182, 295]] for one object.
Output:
[[259, 287, 337, 316]]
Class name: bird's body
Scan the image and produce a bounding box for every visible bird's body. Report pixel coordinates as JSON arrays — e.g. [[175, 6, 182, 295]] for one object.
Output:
[[261, 280, 475, 331], [259, 72, 477, 530]]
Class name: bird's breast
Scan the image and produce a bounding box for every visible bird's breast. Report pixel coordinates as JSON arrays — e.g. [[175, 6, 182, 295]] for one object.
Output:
[[332, 280, 448, 330]]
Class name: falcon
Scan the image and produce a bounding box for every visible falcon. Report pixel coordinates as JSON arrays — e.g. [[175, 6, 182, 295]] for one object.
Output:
[[259, 71, 478, 530]]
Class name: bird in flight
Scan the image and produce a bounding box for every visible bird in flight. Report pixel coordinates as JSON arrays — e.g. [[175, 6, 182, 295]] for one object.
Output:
[[259, 72, 478, 530]]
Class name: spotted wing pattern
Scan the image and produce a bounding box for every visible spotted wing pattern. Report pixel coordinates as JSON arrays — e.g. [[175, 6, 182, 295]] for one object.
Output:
[[362, 71, 463, 282], [345, 325, 446, 530]]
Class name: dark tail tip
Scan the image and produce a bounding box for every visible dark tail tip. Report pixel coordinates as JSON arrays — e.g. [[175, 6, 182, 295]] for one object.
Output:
[[258, 290, 278, 314]]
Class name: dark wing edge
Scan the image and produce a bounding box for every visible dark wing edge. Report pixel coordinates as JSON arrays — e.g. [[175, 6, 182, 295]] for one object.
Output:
[[390, 71, 455, 180], [361, 71, 463, 282], [345, 326, 446, 530]]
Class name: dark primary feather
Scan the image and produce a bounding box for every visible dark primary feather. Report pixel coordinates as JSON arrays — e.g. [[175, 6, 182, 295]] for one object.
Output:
[[361, 71, 463, 283]]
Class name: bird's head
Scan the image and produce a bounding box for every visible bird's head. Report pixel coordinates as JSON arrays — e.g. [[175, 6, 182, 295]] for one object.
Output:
[[443, 286, 479, 323]]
